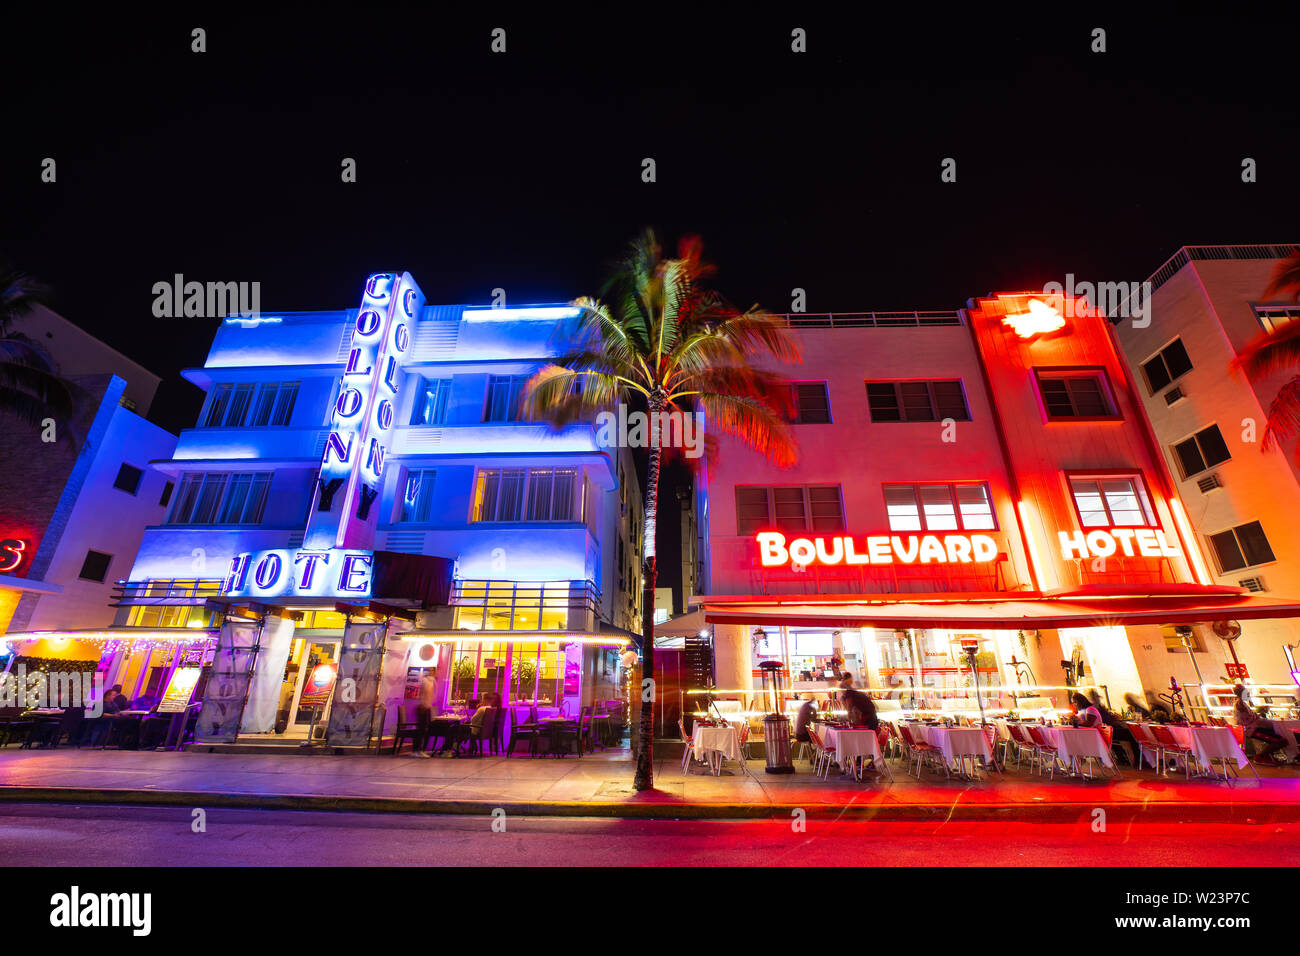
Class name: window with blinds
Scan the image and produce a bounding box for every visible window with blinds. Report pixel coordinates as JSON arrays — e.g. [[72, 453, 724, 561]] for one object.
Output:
[[882, 483, 996, 531], [734, 485, 844, 535], [473, 468, 579, 522], [203, 382, 298, 427], [399, 469, 438, 522], [410, 377, 451, 425], [167, 472, 272, 525], [1035, 369, 1117, 419], [483, 375, 528, 422], [865, 380, 969, 422]]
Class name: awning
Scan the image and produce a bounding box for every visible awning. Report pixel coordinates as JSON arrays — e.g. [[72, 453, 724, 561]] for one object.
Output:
[[653, 608, 707, 639], [700, 590, 1300, 630]]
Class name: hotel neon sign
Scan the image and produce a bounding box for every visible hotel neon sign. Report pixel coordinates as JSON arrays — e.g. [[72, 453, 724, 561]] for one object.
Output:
[[222, 548, 373, 600], [757, 531, 999, 568], [1058, 528, 1180, 560]]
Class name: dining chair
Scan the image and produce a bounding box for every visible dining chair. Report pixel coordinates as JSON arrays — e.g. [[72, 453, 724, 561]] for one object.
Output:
[[1026, 726, 1064, 779], [808, 727, 833, 780], [678, 717, 706, 773], [506, 706, 541, 757], [897, 724, 941, 778], [1128, 722, 1163, 772], [1151, 724, 1197, 778]]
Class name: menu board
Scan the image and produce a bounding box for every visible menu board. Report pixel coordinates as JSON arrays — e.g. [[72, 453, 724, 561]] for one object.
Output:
[[299, 662, 339, 707], [157, 666, 202, 713]]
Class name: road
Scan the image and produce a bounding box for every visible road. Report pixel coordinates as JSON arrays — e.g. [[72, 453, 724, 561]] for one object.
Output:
[[0, 803, 1297, 866]]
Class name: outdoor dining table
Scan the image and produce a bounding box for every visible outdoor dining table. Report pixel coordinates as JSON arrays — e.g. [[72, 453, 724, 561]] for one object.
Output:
[[907, 722, 994, 777], [1038, 725, 1117, 777], [1133, 723, 1254, 778], [691, 724, 741, 775], [819, 724, 891, 782]]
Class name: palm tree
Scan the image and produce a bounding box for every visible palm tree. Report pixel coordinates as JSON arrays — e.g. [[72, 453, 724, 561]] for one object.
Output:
[[0, 268, 77, 434], [524, 230, 801, 790], [1233, 251, 1300, 455]]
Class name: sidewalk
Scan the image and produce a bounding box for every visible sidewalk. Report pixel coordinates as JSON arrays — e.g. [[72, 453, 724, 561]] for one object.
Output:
[[1, 746, 1298, 821]]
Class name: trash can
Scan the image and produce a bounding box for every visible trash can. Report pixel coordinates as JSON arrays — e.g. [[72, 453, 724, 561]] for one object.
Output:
[[763, 714, 794, 774]]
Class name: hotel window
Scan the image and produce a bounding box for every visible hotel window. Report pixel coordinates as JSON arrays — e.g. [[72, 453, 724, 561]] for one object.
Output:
[[1140, 339, 1193, 394], [734, 485, 844, 535], [1253, 305, 1300, 334], [483, 375, 528, 422], [1035, 369, 1117, 419], [410, 377, 451, 425], [399, 469, 438, 523], [1207, 521, 1275, 573], [788, 382, 831, 423], [883, 482, 996, 532], [79, 550, 112, 582], [1172, 425, 1231, 478], [113, 463, 144, 495], [1067, 476, 1154, 528], [167, 472, 272, 525], [159, 481, 174, 507], [472, 468, 578, 522], [865, 380, 969, 422], [203, 382, 298, 427]]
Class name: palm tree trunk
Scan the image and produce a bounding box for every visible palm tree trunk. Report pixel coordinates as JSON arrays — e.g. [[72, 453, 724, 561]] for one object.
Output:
[[633, 402, 664, 791]]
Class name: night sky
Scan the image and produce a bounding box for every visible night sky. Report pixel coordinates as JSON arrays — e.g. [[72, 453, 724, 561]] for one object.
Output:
[[5, 8, 1299, 605]]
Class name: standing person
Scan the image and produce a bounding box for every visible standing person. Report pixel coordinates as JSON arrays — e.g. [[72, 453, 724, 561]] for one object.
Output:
[[1233, 684, 1288, 766], [411, 670, 437, 758], [793, 695, 819, 744]]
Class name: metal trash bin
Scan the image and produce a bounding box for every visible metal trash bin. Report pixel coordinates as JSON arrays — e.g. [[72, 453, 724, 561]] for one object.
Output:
[[758, 661, 795, 774], [763, 714, 794, 774]]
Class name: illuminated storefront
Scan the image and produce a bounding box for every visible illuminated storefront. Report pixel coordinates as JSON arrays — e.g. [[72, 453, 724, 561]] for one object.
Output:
[[693, 294, 1300, 724], [5, 273, 641, 747]]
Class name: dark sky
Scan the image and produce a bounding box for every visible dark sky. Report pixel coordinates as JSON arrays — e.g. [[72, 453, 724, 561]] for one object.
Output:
[[6, 7, 1299, 604]]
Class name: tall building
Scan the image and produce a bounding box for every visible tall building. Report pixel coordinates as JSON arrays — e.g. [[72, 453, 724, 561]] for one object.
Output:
[[1114, 244, 1300, 705], [0, 305, 176, 654], [11, 274, 642, 747], [694, 293, 1300, 723]]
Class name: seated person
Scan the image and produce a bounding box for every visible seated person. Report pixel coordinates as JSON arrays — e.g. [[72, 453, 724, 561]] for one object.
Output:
[[841, 685, 878, 731], [452, 694, 498, 755], [1069, 692, 1103, 728], [793, 695, 819, 743], [102, 685, 129, 714], [1233, 684, 1287, 766], [1090, 690, 1137, 765]]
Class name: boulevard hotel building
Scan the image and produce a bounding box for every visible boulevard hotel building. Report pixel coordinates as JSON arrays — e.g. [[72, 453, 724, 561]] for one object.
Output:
[[693, 289, 1300, 722]]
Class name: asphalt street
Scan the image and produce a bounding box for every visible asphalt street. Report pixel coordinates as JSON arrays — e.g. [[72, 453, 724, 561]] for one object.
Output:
[[0, 803, 1296, 866]]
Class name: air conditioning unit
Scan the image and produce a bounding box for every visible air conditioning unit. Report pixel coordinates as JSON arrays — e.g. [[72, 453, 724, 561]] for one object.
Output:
[[1238, 576, 1267, 593], [1197, 473, 1223, 493], [1163, 386, 1186, 405]]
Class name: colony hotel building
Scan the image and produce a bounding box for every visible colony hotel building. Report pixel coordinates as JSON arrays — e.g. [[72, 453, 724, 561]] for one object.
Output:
[[8, 273, 642, 747], [694, 291, 1300, 722]]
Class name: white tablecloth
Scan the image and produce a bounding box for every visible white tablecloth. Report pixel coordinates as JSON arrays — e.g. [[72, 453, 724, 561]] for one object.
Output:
[[908, 724, 992, 764], [1041, 726, 1114, 769], [693, 725, 742, 762], [1166, 725, 1249, 770], [823, 726, 883, 766]]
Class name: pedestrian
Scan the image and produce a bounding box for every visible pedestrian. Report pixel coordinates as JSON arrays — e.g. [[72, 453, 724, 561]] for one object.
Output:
[[412, 670, 437, 758]]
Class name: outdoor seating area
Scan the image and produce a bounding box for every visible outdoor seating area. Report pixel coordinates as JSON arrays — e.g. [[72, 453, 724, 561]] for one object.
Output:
[[388, 699, 626, 759], [0, 703, 202, 752]]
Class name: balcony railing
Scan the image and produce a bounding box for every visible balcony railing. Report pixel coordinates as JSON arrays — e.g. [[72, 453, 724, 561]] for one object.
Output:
[[112, 580, 225, 607], [451, 580, 601, 632], [769, 311, 963, 329]]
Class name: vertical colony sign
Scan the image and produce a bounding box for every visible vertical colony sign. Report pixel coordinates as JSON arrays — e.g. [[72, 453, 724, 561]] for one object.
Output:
[[223, 272, 423, 600], [308, 271, 423, 550]]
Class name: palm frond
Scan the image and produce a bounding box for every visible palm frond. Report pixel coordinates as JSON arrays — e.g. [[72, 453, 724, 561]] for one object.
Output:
[[695, 392, 799, 468], [1261, 375, 1300, 452], [0, 270, 50, 333], [1233, 322, 1300, 378], [1263, 252, 1300, 302]]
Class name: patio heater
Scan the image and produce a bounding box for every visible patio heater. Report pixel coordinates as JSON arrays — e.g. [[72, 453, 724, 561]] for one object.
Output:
[[758, 661, 794, 774], [959, 638, 986, 726]]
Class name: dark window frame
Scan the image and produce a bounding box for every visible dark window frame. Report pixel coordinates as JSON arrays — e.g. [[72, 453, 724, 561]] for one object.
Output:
[[734, 484, 845, 536], [1172, 424, 1232, 479], [865, 379, 971, 423], [788, 381, 832, 424], [1064, 471, 1157, 530], [880, 481, 999, 532], [1207, 520, 1276, 573], [1034, 367, 1121, 421], [113, 463, 144, 495], [1140, 339, 1194, 394], [78, 550, 113, 583]]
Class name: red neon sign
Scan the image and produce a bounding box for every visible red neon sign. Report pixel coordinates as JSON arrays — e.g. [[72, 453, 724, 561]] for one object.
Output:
[[756, 531, 998, 568], [0, 538, 28, 573], [1002, 298, 1066, 339], [1058, 528, 1180, 560]]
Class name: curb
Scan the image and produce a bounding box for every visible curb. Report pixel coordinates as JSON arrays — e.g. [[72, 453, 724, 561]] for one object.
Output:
[[2, 785, 1299, 823]]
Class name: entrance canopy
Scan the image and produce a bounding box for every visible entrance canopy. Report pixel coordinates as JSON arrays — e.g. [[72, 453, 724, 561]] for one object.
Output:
[[699, 587, 1300, 630]]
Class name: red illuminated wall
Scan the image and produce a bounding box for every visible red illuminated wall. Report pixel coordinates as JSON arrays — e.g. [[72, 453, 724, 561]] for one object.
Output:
[[964, 293, 1199, 592]]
